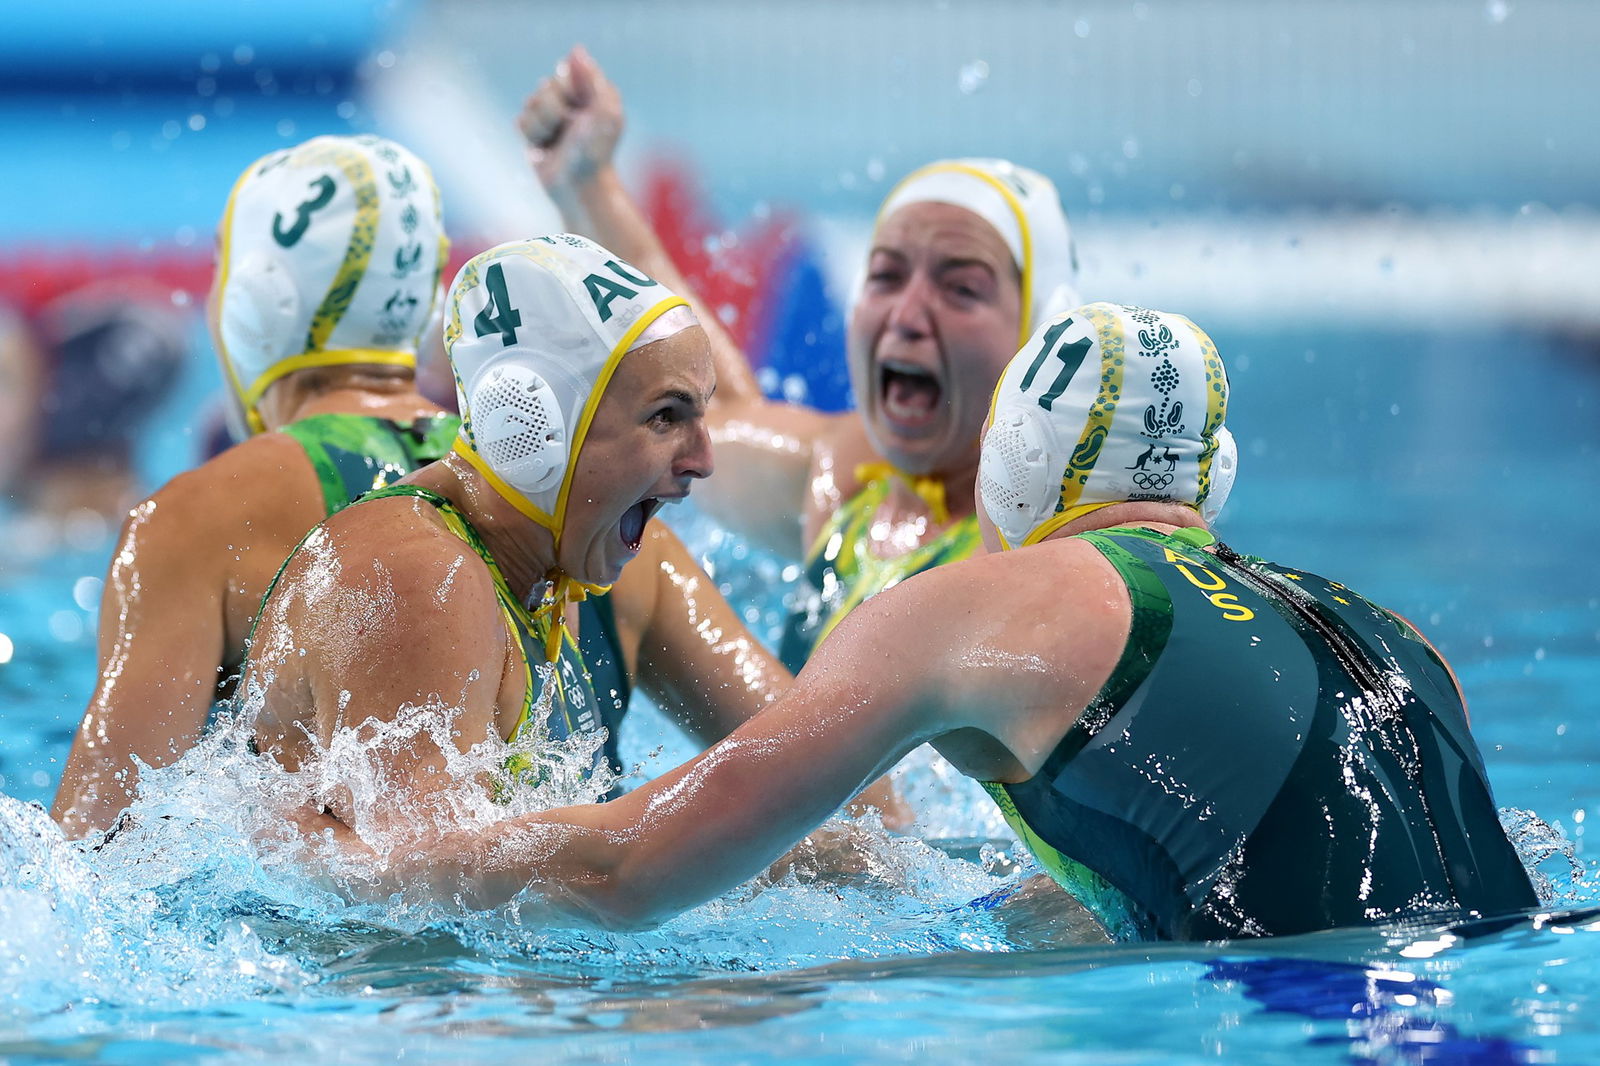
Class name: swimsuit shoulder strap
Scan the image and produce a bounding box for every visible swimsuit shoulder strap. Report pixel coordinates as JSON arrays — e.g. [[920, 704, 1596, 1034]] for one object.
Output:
[[280, 412, 462, 516]]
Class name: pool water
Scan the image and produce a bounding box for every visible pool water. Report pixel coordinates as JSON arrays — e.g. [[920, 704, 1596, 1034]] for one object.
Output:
[[1, 323, 1598, 1064]]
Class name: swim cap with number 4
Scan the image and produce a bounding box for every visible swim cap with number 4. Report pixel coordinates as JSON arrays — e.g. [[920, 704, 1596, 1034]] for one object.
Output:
[[445, 234, 694, 538], [980, 303, 1231, 549]]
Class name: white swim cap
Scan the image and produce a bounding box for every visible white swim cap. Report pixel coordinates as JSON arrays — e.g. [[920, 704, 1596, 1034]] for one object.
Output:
[[979, 303, 1230, 550], [877, 159, 1079, 348], [445, 234, 693, 553], [215, 134, 448, 434]]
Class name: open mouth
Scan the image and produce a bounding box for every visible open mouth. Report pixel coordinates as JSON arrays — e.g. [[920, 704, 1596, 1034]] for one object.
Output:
[[619, 497, 662, 552], [879, 359, 943, 428]]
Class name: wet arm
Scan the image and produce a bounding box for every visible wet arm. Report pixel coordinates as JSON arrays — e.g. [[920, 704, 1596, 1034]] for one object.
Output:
[[259, 530, 510, 841], [430, 575, 979, 925], [52, 495, 228, 838], [626, 523, 911, 826], [626, 523, 790, 744]]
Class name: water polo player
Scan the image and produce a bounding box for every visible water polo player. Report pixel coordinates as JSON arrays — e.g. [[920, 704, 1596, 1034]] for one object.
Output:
[[336, 303, 1534, 942], [245, 235, 866, 848], [55, 135, 457, 837], [517, 49, 1211, 676]]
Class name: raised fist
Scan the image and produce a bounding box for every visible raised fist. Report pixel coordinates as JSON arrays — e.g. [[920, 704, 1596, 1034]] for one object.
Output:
[[518, 45, 624, 195]]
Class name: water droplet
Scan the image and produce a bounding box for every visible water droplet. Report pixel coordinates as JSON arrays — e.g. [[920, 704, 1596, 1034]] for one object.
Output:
[[1074, 18, 1090, 37], [957, 60, 989, 95], [110, 130, 131, 151], [171, 290, 191, 308], [0, 633, 12, 664], [233, 44, 254, 65], [72, 577, 103, 612], [276, 119, 296, 138], [375, 50, 397, 70], [1486, 0, 1510, 23], [49, 610, 83, 644], [1187, 78, 1202, 98], [1389, 403, 1400, 416], [866, 157, 885, 182], [1122, 138, 1140, 160], [336, 100, 357, 121], [1535, 647, 1547, 660], [160, 120, 181, 141], [187, 113, 206, 132]]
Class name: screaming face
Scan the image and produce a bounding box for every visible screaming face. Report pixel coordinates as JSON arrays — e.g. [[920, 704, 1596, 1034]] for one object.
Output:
[[847, 201, 1023, 478], [561, 327, 715, 587]]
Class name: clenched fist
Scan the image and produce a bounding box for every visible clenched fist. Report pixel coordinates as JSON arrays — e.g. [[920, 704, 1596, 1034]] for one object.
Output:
[[518, 45, 625, 198]]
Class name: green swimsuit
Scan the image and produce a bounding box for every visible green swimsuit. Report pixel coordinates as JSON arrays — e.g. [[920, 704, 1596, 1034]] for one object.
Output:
[[279, 412, 461, 515], [265, 415, 630, 785], [984, 526, 1537, 941], [779, 476, 985, 671]]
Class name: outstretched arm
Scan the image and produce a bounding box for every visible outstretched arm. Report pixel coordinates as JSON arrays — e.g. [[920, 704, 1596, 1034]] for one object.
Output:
[[383, 561, 1018, 926], [612, 522, 790, 745], [519, 47, 843, 558], [52, 485, 229, 838], [612, 521, 911, 826]]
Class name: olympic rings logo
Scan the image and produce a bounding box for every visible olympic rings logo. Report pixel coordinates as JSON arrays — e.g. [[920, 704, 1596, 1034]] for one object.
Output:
[[1132, 472, 1175, 491]]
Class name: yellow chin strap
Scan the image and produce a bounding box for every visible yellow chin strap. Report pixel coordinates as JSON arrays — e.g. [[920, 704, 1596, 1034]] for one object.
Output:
[[450, 296, 689, 667], [532, 573, 602, 665], [237, 348, 418, 434], [1018, 501, 1122, 548], [854, 461, 952, 526], [1010, 500, 1203, 550], [452, 433, 614, 667]]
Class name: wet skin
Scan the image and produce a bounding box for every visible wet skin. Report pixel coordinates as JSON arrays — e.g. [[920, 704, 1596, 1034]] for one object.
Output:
[[244, 328, 794, 832], [518, 53, 1026, 562]]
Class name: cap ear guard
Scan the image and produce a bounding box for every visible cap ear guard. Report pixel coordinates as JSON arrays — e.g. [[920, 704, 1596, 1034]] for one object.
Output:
[[1200, 425, 1237, 524], [219, 251, 300, 381], [466, 363, 567, 496], [979, 403, 1063, 550]]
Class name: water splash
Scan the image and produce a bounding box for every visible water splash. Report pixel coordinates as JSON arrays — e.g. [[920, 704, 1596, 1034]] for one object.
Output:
[[0, 795, 303, 1025], [1499, 807, 1594, 905]]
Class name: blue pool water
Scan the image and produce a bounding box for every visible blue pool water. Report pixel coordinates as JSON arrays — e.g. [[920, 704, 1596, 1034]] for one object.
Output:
[[0, 323, 1598, 1063]]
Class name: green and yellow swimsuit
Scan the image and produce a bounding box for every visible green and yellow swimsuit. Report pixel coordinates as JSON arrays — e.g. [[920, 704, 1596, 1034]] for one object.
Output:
[[985, 526, 1538, 941]]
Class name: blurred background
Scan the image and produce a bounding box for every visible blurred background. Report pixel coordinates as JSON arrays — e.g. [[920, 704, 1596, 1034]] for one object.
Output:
[[2, 0, 1596, 452], [0, 1, 1596, 822]]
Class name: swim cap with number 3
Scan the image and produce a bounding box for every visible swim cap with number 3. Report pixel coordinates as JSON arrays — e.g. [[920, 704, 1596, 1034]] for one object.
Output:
[[214, 135, 448, 434]]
